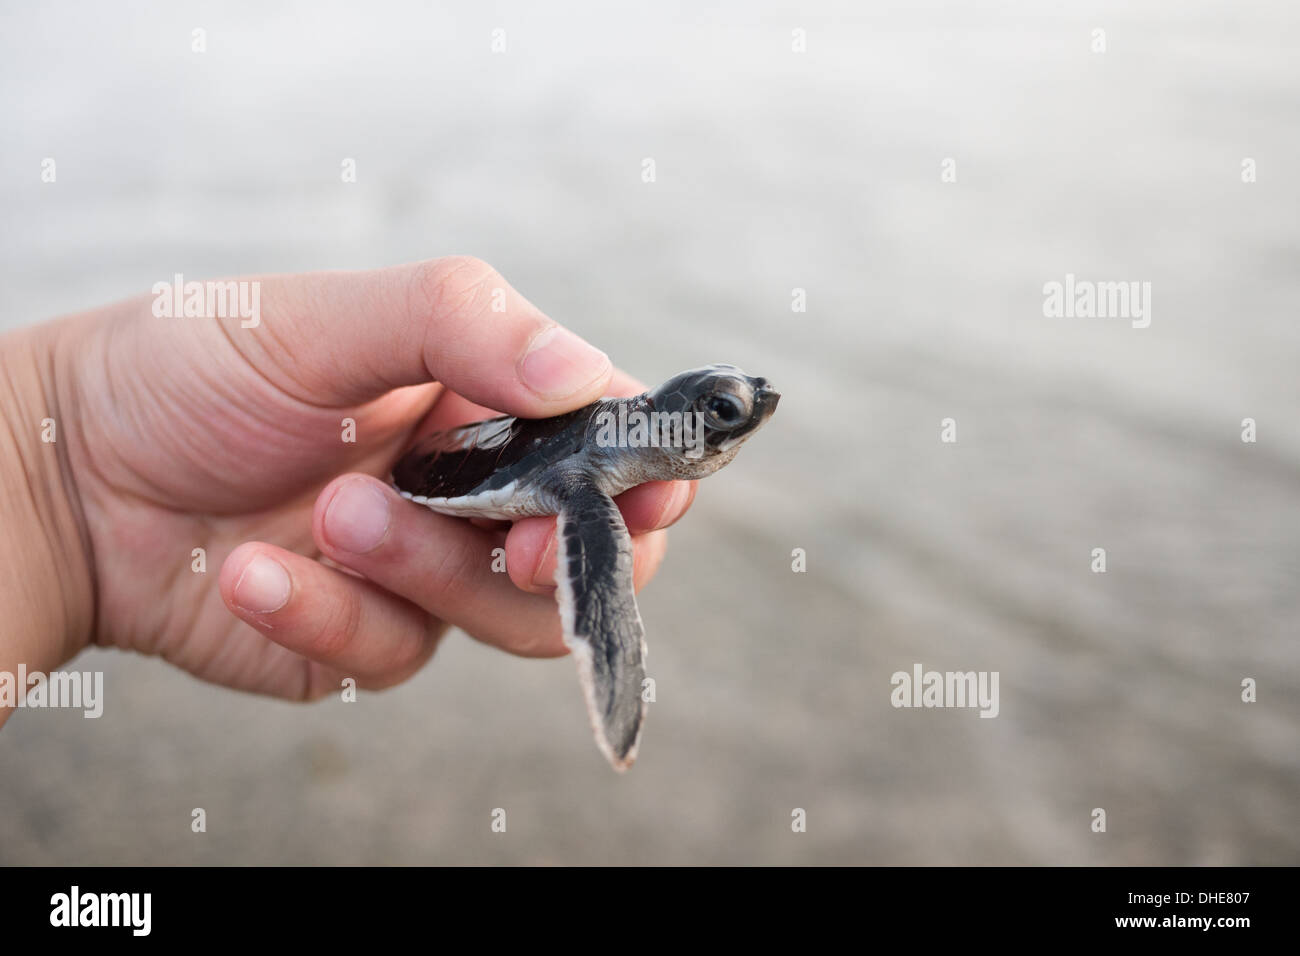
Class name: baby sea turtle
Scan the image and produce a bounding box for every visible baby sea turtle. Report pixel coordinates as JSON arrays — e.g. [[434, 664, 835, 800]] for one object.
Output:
[[391, 364, 779, 770]]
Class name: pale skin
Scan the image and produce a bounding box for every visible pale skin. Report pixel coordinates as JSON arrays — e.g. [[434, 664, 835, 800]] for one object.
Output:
[[0, 256, 696, 729]]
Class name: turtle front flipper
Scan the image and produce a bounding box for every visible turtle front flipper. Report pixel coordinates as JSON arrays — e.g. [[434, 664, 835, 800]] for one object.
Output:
[[554, 480, 647, 770]]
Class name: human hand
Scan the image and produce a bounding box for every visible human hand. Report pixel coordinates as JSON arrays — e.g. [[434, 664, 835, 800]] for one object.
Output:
[[0, 257, 695, 718]]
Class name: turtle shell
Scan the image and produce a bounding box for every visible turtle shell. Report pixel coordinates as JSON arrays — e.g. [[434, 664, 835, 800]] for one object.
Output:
[[391, 405, 598, 501]]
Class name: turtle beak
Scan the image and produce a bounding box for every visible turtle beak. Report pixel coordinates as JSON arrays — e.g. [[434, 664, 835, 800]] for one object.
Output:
[[753, 379, 780, 418]]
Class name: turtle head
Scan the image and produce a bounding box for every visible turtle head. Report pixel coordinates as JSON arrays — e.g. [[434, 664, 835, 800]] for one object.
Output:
[[645, 364, 779, 476]]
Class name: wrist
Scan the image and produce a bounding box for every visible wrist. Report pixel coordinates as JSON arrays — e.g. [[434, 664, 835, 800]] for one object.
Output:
[[0, 320, 96, 720]]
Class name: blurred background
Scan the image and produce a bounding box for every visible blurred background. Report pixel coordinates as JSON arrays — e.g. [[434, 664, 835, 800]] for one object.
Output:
[[2, 0, 1297, 864]]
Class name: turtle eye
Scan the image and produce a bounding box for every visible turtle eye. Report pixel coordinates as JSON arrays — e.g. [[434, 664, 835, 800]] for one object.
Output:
[[703, 394, 745, 427]]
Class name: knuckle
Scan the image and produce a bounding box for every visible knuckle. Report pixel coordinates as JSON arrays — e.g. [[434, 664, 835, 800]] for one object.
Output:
[[424, 538, 485, 608], [305, 588, 365, 663], [411, 255, 499, 325]]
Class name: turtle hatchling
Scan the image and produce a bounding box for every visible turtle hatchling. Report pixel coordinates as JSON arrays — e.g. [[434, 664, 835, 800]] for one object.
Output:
[[391, 364, 779, 769]]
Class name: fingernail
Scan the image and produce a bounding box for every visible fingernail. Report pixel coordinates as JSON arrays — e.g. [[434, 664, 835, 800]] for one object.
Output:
[[519, 326, 610, 400], [234, 555, 291, 614], [325, 478, 391, 553], [532, 531, 558, 589]]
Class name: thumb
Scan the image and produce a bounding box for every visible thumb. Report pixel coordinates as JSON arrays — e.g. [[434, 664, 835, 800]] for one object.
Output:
[[248, 256, 612, 415]]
